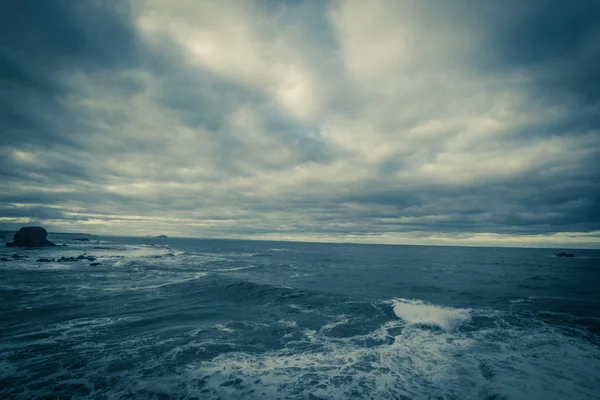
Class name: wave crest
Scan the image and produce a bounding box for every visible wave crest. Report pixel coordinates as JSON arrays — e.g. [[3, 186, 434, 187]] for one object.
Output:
[[391, 298, 470, 330]]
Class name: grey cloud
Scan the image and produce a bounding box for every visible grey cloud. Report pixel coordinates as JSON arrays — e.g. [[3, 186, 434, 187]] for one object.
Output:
[[475, 0, 600, 104], [0, 0, 598, 246], [0, 0, 143, 160], [0, 0, 138, 69]]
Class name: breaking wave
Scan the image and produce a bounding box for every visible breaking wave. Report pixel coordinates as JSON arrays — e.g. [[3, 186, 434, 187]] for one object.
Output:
[[391, 298, 471, 330]]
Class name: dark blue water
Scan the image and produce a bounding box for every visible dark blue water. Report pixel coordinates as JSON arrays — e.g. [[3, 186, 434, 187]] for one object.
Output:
[[1, 236, 599, 399]]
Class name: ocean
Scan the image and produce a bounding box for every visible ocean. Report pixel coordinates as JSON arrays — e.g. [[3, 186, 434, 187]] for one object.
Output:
[[1, 235, 599, 399]]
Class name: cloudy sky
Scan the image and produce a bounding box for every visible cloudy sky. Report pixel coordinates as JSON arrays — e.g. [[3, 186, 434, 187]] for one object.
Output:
[[1, 0, 599, 247]]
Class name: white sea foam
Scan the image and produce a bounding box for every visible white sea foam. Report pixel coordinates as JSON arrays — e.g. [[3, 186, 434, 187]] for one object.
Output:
[[288, 304, 313, 313], [183, 306, 600, 400], [218, 265, 258, 272], [187, 317, 473, 399], [509, 297, 533, 304], [319, 315, 349, 332], [103, 272, 208, 291], [214, 324, 234, 333], [391, 298, 471, 331]]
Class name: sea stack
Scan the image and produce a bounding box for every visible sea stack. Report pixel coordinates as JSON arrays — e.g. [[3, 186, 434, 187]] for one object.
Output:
[[6, 227, 56, 247]]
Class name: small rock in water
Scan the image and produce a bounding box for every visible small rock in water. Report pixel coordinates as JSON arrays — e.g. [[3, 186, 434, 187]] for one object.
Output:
[[556, 252, 576, 258], [90, 262, 102, 266], [73, 238, 90, 242], [11, 254, 27, 259], [57, 254, 96, 262], [0, 257, 11, 262], [36, 258, 53, 262]]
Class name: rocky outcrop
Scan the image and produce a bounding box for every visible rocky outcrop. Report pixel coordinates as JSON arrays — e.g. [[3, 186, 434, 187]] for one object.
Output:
[[556, 252, 576, 258], [156, 235, 168, 239], [34, 254, 97, 263], [6, 227, 56, 247], [57, 254, 96, 262]]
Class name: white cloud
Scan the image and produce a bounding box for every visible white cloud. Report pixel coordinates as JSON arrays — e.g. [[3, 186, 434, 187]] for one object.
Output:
[[135, 0, 321, 121]]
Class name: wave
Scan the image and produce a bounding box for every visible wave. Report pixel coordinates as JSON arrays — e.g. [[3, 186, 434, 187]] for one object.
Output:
[[183, 301, 600, 400], [102, 272, 209, 292], [3, 283, 600, 399], [221, 280, 316, 305], [217, 265, 259, 272], [390, 298, 471, 331]]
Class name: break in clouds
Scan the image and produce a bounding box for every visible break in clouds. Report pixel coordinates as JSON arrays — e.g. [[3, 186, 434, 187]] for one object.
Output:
[[0, 0, 599, 247]]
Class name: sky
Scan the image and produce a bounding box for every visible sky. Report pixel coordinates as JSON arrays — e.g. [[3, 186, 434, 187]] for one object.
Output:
[[0, 0, 599, 248]]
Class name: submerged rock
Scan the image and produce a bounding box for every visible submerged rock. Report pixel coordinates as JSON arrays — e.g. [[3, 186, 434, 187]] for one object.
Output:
[[11, 254, 27, 259], [73, 238, 90, 242], [556, 252, 576, 258], [90, 262, 102, 266], [0, 257, 10, 262], [156, 235, 168, 239], [6, 227, 56, 247], [36, 258, 53, 262], [57, 254, 96, 262]]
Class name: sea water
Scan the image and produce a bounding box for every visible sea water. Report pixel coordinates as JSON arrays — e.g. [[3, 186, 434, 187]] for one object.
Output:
[[1, 235, 599, 399]]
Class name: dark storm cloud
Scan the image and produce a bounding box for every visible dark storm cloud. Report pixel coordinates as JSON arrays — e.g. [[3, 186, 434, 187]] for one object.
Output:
[[0, 0, 138, 68], [0, 0, 142, 156], [483, 0, 600, 102]]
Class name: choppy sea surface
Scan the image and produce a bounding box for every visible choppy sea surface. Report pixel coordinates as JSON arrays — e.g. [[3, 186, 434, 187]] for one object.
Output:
[[1, 235, 599, 399]]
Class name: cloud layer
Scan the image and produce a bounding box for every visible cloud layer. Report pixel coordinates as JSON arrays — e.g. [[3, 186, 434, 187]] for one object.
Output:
[[1, 0, 599, 247]]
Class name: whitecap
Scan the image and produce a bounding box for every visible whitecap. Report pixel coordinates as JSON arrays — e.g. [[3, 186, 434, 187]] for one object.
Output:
[[391, 298, 471, 331], [214, 324, 234, 333], [509, 297, 533, 304], [218, 265, 258, 272]]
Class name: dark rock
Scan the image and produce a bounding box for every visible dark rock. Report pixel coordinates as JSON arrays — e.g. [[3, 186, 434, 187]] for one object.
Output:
[[36, 258, 53, 262], [11, 254, 27, 259], [90, 262, 102, 266], [73, 238, 90, 242], [556, 252, 576, 258], [6, 227, 56, 247], [57, 254, 96, 262], [1, 257, 10, 262], [156, 235, 168, 239]]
